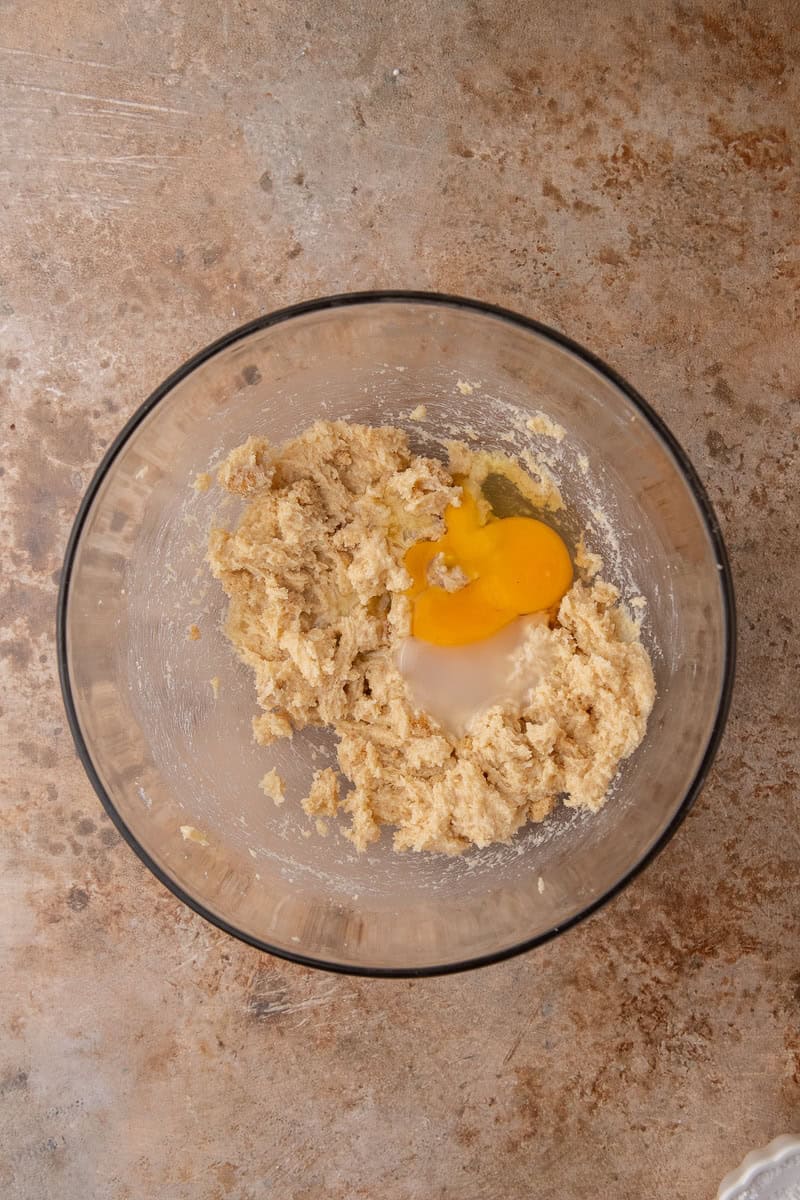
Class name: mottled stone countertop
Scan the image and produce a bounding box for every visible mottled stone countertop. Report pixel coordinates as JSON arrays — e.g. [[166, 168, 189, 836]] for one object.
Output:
[[1, 2, 798, 1198]]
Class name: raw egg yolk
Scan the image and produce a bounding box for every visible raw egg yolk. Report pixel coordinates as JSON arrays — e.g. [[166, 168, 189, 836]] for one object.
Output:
[[404, 490, 572, 646]]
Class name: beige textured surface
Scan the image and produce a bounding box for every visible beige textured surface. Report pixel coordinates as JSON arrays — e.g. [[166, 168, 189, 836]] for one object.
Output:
[[0, 2, 798, 1197], [209, 420, 654, 853]]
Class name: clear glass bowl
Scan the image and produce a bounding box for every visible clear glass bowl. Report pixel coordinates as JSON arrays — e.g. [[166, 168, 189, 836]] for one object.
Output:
[[58, 293, 735, 976]]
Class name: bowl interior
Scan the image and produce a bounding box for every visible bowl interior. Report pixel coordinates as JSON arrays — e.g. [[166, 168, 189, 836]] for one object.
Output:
[[61, 297, 732, 973]]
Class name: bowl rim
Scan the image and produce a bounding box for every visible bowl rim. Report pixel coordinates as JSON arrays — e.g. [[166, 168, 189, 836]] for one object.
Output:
[[57, 289, 737, 978]]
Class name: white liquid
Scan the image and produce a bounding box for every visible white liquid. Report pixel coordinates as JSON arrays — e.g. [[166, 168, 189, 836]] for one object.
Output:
[[397, 612, 552, 737]]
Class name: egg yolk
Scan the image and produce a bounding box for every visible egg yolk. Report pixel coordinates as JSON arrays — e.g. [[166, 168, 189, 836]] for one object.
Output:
[[404, 489, 572, 646]]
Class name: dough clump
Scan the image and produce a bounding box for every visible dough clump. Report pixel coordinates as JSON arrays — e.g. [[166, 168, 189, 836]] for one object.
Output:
[[208, 420, 655, 854]]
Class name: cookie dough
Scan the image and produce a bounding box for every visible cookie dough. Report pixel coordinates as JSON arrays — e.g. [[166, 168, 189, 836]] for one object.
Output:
[[259, 768, 285, 806], [208, 420, 655, 855]]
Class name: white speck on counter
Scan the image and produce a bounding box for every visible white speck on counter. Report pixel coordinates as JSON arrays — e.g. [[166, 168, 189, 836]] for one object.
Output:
[[409, 404, 427, 421], [538, 876, 545, 894], [456, 379, 473, 395]]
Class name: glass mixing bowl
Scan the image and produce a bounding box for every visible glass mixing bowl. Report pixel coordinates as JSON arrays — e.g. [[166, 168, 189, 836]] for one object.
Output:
[[58, 292, 735, 976]]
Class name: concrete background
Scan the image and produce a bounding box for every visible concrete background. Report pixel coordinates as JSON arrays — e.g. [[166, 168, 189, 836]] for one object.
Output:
[[1, 1, 798, 1197]]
